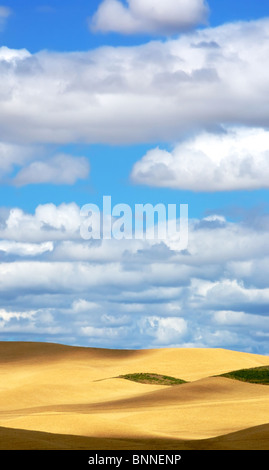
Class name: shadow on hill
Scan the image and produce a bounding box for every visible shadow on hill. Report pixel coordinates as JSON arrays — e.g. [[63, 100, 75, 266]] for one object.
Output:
[[0, 423, 268, 450]]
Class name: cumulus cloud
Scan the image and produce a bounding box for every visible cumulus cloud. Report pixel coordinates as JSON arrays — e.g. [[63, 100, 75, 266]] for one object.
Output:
[[13, 153, 90, 186], [0, 308, 36, 323], [0, 240, 53, 257], [90, 0, 209, 35], [131, 127, 269, 192], [0, 142, 40, 180], [1, 19, 269, 145], [1, 203, 82, 243], [140, 316, 188, 345]]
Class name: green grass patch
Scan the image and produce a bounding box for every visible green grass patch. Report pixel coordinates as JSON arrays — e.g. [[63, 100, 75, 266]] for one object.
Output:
[[219, 365, 269, 385], [118, 372, 187, 386]]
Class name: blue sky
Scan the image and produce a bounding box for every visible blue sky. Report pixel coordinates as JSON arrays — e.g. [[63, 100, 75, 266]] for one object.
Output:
[[0, 0, 269, 354]]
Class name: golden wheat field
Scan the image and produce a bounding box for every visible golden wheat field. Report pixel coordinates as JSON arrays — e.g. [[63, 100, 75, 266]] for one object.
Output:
[[0, 341, 268, 450]]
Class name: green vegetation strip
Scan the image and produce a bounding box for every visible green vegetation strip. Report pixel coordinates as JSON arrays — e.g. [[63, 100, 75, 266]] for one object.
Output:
[[219, 366, 269, 385], [118, 373, 187, 386]]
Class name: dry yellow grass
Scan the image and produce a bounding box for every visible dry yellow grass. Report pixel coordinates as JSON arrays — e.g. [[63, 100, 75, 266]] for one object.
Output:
[[0, 341, 268, 449]]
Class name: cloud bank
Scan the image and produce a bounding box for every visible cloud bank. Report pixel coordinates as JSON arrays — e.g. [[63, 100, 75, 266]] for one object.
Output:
[[0, 19, 269, 145], [0, 203, 269, 354]]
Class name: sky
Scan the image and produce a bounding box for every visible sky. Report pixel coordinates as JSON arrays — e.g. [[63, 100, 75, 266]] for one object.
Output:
[[0, 0, 269, 354]]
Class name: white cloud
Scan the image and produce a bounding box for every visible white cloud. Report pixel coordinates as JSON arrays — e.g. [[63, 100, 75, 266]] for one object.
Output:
[[131, 127, 269, 192], [1, 19, 269, 145], [13, 153, 90, 186], [90, 0, 209, 35], [0, 140, 89, 187], [141, 316, 188, 345], [0, 240, 53, 256], [0, 46, 29, 61], [1, 203, 82, 242], [212, 310, 269, 328], [0, 308, 36, 322]]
